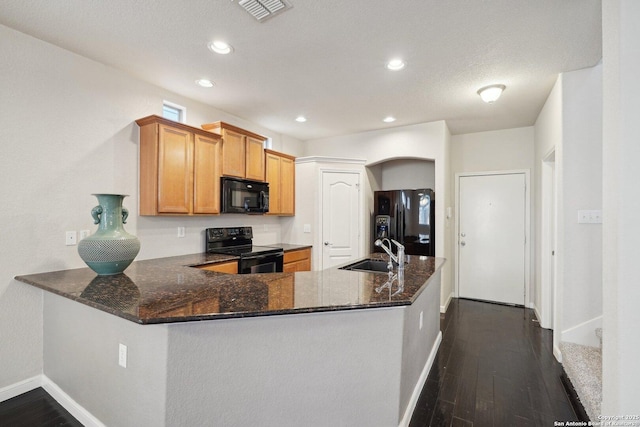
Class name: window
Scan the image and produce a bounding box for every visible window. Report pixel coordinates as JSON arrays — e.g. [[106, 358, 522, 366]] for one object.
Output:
[[162, 101, 186, 123]]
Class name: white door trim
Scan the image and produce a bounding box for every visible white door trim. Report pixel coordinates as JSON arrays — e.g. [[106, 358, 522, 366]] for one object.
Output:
[[540, 149, 557, 329], [454, 170, 531, 306]]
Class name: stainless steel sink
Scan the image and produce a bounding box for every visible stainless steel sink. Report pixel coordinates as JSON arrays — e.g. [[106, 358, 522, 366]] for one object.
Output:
[[339, 259, 390, 273]]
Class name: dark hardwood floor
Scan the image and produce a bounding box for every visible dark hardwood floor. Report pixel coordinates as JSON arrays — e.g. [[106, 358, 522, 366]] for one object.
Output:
[[410, 298, 578, 427], [0, 387, 82, 427]]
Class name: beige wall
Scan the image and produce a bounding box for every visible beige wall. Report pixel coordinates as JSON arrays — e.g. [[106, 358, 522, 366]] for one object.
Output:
[[0, 23, 303, 393], [450, 127, 535, 307], [304, 122, 454, 310], [602, 0, 640, 414], [451, 127, 535, 174]]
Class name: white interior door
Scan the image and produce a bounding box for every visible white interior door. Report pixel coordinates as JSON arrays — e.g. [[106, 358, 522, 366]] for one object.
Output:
[[321, 171, 360, 269], [458, 173, 526, 305]]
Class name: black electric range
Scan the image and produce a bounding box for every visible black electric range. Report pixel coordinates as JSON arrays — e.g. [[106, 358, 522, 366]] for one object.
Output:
[[205, 227, 284, 274]]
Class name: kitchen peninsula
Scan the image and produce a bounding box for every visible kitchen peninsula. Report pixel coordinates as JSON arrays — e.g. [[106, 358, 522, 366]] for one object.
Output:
[[15, 253, 444, 427]]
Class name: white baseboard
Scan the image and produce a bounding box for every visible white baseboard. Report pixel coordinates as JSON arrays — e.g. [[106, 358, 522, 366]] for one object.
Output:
[[0, 375, 103, 427], [561, 315, 602, 348], [532, 303, 542, 322], [440, 292, 454, 314], [0, 375, 42, 403], [398, 331, 443, 427], [554, 344, 563, 363], [41, 375, 105, 427]]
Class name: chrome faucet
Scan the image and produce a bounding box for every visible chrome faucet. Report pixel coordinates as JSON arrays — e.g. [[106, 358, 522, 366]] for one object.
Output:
[[374, 238, 405, 271], [374, 239, 406, 296]]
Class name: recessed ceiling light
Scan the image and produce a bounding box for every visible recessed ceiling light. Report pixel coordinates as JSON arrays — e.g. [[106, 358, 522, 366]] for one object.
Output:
[[386, 59, 405, 71], [383, 116, 396, 123], [208, 41, 233, 55], [295, 116, 307, 123], [195, 79, 214, 88], [477, 84, 506, 103]]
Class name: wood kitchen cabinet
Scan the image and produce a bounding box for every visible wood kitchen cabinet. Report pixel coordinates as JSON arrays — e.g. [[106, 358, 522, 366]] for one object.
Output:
[[283, 248, 311, 272], [201, 121, 266, 181], [267, 275, 294, 309], [265, 149, 295, 216], [195, 260, 238, 274], [137, 115, 222, 216]]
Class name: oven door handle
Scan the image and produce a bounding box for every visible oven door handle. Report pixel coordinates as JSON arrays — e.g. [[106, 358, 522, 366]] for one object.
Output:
[[242, 252, 283, 261]]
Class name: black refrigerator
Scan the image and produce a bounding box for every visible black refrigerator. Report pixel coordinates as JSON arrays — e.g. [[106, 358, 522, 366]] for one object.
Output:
[[373, 189, 435, 256]]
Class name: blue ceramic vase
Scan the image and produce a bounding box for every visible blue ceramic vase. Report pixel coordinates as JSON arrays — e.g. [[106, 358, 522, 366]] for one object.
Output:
[[78, 194, 141, 275]]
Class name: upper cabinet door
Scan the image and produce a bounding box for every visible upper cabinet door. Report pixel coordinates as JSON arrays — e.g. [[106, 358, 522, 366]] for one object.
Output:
[[245, 136, 266, 181], [221, 129, 246, 178], [280, 156, 295, 215], [157, 124, 193, 214], [193, 133, 222, 214], [202, 122, 267, 181], [265, 152, 281, 214], [264, 149, 296, 216], [136, 115, 223, 216]]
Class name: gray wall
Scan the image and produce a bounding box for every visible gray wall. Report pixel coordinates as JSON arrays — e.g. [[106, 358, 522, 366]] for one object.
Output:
[[399, 270, 441, 418], [166, 309, 404, 427], [44, 293, 169, 427], [42, 281, 443, 426]]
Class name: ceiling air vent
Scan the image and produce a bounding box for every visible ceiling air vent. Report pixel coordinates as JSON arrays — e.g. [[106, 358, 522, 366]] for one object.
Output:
[[238, 0, 290, 21]]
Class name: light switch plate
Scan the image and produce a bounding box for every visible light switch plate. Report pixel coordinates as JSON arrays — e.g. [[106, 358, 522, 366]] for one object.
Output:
[[577, 210, 602, 224], [303, 224, 311, 233]]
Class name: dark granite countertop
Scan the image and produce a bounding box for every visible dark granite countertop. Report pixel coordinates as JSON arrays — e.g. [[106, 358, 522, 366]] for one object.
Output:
[[276, 243, 312, 252], [15, 252, 444, 325]]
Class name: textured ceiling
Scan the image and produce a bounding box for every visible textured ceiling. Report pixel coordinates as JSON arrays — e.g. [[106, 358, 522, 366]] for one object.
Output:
[[0, 0, 602, 140]]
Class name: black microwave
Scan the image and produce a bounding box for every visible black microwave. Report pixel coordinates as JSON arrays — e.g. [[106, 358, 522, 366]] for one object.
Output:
[[221, 177, 269, 214]]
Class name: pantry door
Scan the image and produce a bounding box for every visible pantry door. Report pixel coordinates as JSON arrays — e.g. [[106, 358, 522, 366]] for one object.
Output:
[[457, 172, 528, 305], [321, 171, 361, 270]]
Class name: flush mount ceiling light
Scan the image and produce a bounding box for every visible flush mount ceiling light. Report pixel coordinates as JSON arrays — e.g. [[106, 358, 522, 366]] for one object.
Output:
[[383, 116, 396, 123], [477, 84, 506, 103], [238, 0, 291, 22], [386, 59, 405, 71], [208, 41, 233, 55], [295, 116, 307, 123], [195, 79, 214, 88]]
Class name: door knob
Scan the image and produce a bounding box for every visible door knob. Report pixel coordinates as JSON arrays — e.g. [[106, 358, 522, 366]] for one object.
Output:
[[324, 241, 330, 246], [461, 232, 466, 237], [460, 241, 466, 246]]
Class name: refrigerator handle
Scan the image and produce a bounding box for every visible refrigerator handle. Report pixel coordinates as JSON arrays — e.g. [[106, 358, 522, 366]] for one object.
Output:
[[396, 201, 403, 245]]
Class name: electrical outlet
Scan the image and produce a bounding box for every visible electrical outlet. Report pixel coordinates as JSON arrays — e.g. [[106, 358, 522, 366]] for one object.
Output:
[[177, 226, 185, 238], [119, 343, 127, 368], [79, 229, 91, 240], [303, 224, 311, 233], [65, 231, 77, 246]]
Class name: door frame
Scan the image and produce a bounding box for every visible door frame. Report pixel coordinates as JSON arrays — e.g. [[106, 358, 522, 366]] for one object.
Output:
[[454, 170, 531, 306], [318, 168, 365, 270], [540, 149, 557, 329]]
